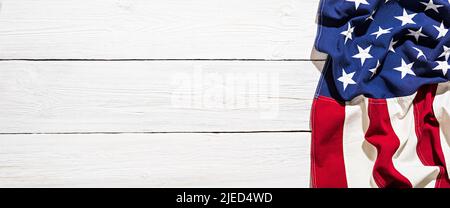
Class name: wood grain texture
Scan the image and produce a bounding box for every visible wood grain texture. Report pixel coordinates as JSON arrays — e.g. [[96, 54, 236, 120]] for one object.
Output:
[[0, 132, 311, 188], [0, 0, 320, 59], [0, 0, 322, 187], [0, 61, 322, 133]]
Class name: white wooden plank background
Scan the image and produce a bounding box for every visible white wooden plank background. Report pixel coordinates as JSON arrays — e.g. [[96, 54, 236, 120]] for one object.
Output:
[[0, 0, 320, 59], [0, 0, 321, 187], [0, 133, 310, 188], [0, 61, 322, 133]]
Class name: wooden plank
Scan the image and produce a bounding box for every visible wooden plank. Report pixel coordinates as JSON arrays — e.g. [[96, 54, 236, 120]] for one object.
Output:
[[0, 0, 320, 59], [0, 132, 311, 188], [0, 61, 322, 133]]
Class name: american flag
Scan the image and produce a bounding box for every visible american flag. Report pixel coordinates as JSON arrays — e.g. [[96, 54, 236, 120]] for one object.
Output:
[[311, 0, 450, 188]]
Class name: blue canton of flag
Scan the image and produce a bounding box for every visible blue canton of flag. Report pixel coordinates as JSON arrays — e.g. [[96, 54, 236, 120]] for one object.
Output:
[[315, 0, 450, 101]]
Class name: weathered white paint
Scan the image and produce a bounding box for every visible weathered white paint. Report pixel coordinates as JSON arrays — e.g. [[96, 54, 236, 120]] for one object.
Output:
[[0, 61, 322, 133], [0, 0, 320, 59], [0, 0, 322, 187], [0, 132, 311, 188]]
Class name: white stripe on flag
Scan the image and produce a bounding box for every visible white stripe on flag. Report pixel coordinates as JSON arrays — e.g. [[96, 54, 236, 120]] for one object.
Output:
[[342, 96, 378, 188], [434, 82, 450, 181], [386, 94, 440, 188]]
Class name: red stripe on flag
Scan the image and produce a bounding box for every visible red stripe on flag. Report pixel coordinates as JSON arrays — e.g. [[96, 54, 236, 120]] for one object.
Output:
[[414, 84, 450, 188], [310, 96, 348, 188], [365, 99, 412, 188]]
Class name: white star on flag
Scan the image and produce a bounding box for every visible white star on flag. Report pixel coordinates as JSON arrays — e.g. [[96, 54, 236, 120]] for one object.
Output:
[[421, 0, 443, 13], [338, 69, 357, 91], [395, 9, 417, 26], [371, 27, 392, 39], [434, 22, 448, 39], [407, 27, 428, 42], [369, 60, 381, 78], [394, 58, 416, 79], [341, 23, 355, 44], [346, 0, 370, 10], [366, 10, 376, 21], [389, 39, 398, 53], [352, 45, 373, 66], [433, 60, 450, 76], [438, 46, 450, 61], [413, 47, 427, 60]]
